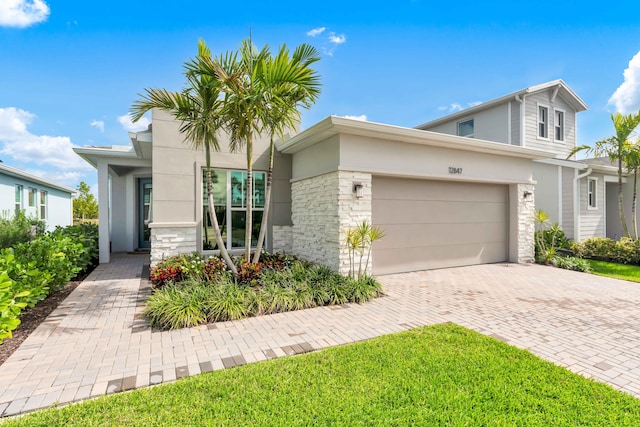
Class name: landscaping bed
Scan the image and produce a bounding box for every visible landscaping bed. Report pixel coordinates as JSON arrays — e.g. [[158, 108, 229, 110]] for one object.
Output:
[[146, 252, 383, 330]]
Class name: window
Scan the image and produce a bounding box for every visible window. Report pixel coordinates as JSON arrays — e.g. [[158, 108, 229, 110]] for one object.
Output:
[[457, 119, 474, 137], [538, 105, 549, 139], [555, 110, 564, 141], [587, 178, 597, 209], [15, 185, 23, 213], [202, 168, 266, 250], [28, 187, 37, 207], [39, 190, 47, 220]]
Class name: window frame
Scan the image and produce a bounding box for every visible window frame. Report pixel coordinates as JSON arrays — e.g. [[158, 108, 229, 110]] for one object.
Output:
[[587, 177, 598, 210], [456, 118, 474, 138], [554, 109, 565, 142], [15, 185, 23, 214], [39, 190, 48, 220], [201, 168, 267, 252], [537, 104, 550, 140], [28, 187, 37, 207]]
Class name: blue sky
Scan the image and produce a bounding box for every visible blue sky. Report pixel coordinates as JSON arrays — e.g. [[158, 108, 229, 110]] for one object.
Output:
[[2, 1, 640, 196]]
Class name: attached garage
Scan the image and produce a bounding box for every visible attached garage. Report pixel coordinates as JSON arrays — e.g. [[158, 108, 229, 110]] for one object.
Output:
[[279, 116, 551, 276], [372, 177, 509, 275]]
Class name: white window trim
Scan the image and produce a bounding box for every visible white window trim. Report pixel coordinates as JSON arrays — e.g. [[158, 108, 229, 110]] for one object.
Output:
[[587, 177, 598, 210], [537, 103, 550, 141], [39, 190, 48, 220], [554, 108, 565, 143], [28, 187, 37, 207], [456, 118, 474, 138], [15, 184, 23, 213]]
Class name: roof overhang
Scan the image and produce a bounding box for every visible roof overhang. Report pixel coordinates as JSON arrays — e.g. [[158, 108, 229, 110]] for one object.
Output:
[[0, 163, 76, 194], [74, 128, 153, 170], [279, 116, 556, 161]]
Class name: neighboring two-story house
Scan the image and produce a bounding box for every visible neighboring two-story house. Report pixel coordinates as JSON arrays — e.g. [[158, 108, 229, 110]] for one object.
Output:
[[417, 79, 621, 242]]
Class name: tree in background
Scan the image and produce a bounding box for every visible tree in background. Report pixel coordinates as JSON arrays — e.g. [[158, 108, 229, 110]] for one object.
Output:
[[73, 181, 98, 220]]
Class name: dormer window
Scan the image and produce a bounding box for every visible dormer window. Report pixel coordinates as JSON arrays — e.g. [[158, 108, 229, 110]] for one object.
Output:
[[555, 110, 564, 141], [538, 105, 549, 139], [457, 119, 474, 138]]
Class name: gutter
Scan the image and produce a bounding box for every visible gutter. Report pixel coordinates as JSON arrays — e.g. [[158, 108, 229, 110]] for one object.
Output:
[[573, 167, 592, 241], [515, 95, 525, 147]]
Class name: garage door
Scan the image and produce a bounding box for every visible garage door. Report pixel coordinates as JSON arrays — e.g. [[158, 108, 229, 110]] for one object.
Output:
[[372, 177, 509, 275]]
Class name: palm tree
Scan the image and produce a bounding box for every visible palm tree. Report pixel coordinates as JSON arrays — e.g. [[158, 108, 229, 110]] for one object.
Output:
[[569, 111, 640, 239], [251, 43, 321, 262], [130, 40, 238, 276], [192, 38, 321, 262]]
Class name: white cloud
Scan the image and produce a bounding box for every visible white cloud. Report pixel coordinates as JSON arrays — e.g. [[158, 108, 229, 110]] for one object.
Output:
[[25, 169, 84, 187], [118, 114, 150, 132], [328, 32, 346, 45], [341, 114, 367, 121], [306, 27, 325, 37], [437, 101, 483, 113], [609, 50, 640, 114], [0, 107, 91, 171], [90, 119, 104, 133], [0, 0, 49, 28]]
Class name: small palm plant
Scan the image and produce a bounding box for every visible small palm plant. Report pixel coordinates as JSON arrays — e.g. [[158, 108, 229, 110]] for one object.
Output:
[[344, 221, 385, 279]]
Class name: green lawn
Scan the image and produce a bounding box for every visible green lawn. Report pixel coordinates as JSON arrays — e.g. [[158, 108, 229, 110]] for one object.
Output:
[[585, 259, 640, 283], [4, 324, 640, 426]]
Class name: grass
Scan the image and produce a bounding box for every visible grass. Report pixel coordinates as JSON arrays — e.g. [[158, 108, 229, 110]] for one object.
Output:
[[584, 259, 640, 283], [4, 324, 640, 426]]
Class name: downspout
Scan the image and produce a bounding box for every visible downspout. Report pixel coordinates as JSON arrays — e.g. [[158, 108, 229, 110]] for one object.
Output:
[[573, 167, 592, 241], [515, 95, 525, 147]]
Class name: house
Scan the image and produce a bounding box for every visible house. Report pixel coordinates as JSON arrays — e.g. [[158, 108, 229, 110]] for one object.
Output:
[[417, 79, 622, 242], [0, 162, 75, 230], [75, 79, 632, 275]]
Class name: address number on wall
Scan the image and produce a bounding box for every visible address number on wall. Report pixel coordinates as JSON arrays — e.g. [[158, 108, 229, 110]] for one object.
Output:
[[448, 167, 463, 174]]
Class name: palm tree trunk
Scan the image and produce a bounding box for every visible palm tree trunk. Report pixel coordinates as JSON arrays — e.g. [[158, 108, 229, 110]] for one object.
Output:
[[618, 158, 631, 238], [252, 137, 274, 263], [205, 147, 237, 276], [633, 167, 638, 240], [245, 136, 253, 260]]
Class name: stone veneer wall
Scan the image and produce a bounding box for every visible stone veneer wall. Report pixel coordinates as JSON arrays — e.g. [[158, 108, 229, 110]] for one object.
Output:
[[515, 183, 535, 263], [291, 170, 372, 274], [272, 225, 293, 254], [149, 223, 197, 266]]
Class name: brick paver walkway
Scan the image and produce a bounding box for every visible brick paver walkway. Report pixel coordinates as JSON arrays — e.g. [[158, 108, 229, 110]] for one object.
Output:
[[2, 255, 640, 416]]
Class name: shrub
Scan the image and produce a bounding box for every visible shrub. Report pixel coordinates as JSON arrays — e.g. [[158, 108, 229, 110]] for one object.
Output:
[[0, 210, 45, 249], [14, 235, 83, 293], [206, 278, 251, 322], [0, 271, 28, 344], [551, 256, 592, 273], [50, 223, 99, 273], [571, 237, 640, 265]]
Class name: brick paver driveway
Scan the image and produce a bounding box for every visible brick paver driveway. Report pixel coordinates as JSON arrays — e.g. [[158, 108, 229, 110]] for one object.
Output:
[[1, 256, 640, 417]]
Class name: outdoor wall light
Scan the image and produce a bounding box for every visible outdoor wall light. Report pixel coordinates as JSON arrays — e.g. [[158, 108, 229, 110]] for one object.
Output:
[[353, 182, 364, 198], [523, 191, 532, 199]]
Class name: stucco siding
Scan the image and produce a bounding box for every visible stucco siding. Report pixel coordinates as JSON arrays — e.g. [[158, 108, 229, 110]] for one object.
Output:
[[338, 134, 535, 185], [523, 92, 577, 158], [532, 162, 560, 224]]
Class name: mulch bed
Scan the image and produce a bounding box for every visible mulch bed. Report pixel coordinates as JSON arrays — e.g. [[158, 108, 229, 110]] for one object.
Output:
[[0, 265, 96, 367]]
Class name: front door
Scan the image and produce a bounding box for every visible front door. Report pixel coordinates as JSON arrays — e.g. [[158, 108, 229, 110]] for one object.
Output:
[[138, 178, 152, 249]]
